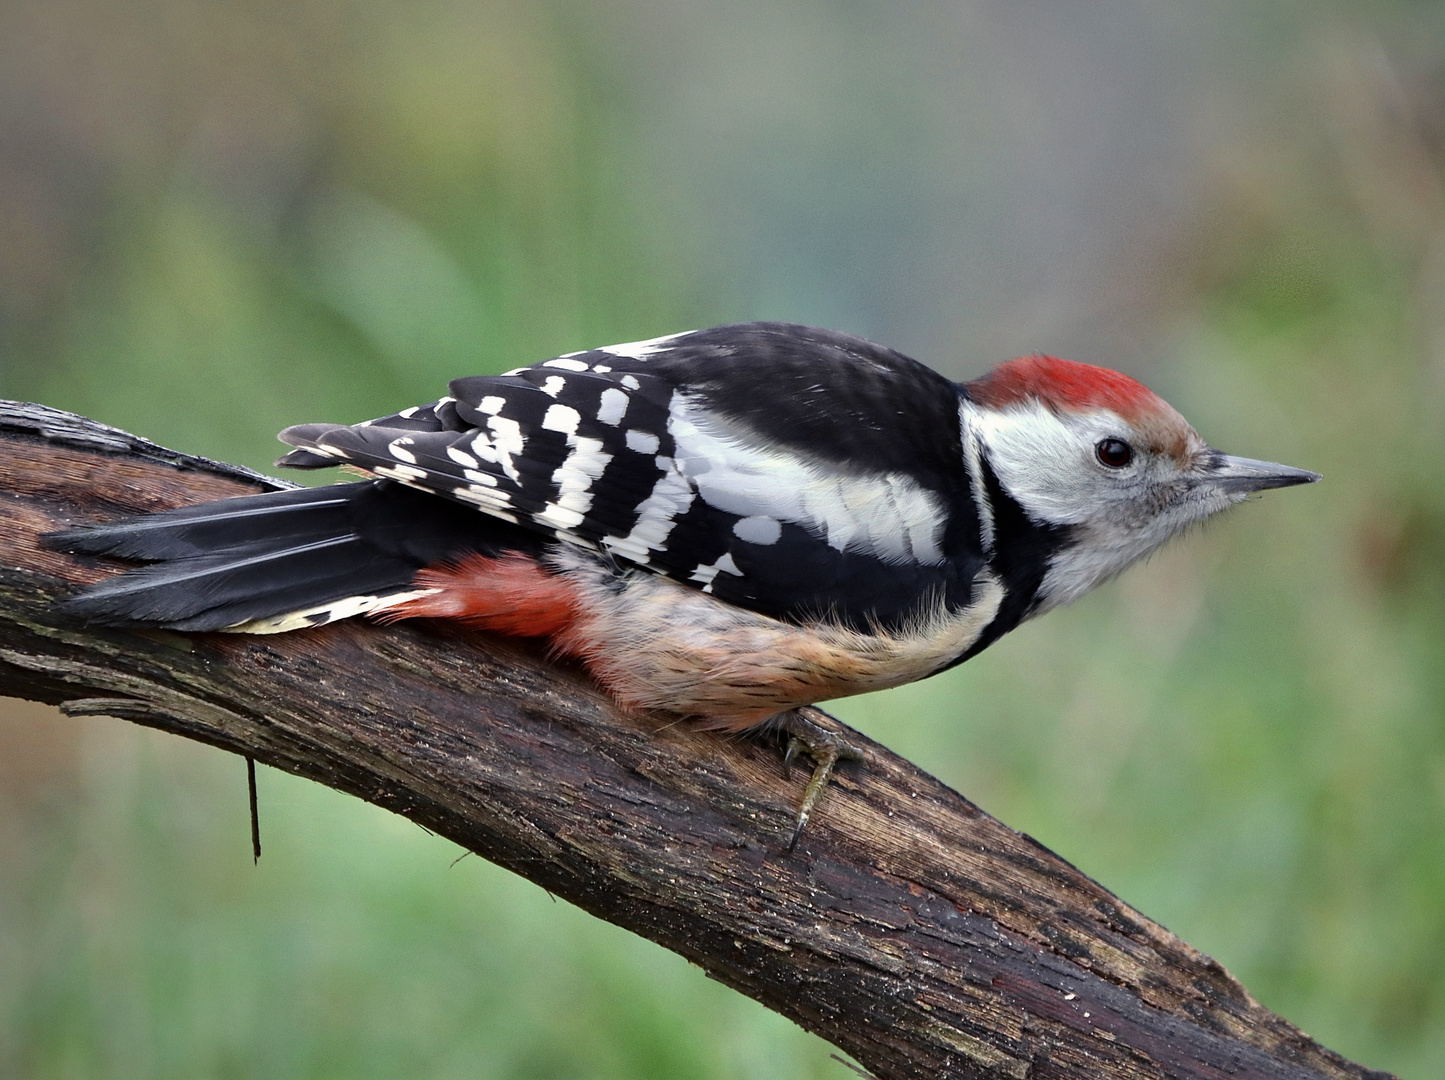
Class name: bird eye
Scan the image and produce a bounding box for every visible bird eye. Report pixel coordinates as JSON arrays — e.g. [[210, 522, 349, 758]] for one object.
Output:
[[1096, 438, 1133, 468]]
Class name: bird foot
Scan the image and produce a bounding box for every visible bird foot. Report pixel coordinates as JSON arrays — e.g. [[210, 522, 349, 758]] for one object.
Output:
[[775, 706, 866, 851]]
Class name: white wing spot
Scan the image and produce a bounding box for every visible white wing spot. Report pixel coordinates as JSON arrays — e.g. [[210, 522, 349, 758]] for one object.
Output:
[[541, 435, 611, 530], [732, 515, 782, 545], [478, 396, 506, 415], [541, 376, 565, 398], [592, 364, 612, 373], [539, 504, 585, 529], [688, 552, 743, 588], [541, 403, 581, 435], [598, 332, 683, 360], [602, 540, 649, 565], [543, 358, 590, 372], [373, 463, 428, 483], [596, 387, 629, 426], [446, 445, 480, 469], [469, 432, 498, 464], [451, 485, 518, 521], [625, 429, 660, 455], [387, 438, 418, 464], [397, 406, 419, 419], [484, 416, 525, 482], [602, 463, 695, 564], [621, 374, 641, 391]]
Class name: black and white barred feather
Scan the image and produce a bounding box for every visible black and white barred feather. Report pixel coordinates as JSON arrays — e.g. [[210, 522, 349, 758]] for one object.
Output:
[[270, 322, 992, 633]]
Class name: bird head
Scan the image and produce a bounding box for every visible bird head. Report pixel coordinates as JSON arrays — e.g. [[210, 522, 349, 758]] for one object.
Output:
[[963, 355, 1319, 615]]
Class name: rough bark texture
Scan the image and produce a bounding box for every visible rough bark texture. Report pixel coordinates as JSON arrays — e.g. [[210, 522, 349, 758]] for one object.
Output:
[[0, 401, 1393, 1080]]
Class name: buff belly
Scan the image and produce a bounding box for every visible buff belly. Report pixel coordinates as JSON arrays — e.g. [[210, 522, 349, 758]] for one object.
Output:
[[547, 550, 1004, 730]]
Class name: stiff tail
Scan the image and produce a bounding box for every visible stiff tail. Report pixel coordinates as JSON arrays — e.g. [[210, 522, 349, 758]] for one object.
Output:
[[44, 480, 546, 633]]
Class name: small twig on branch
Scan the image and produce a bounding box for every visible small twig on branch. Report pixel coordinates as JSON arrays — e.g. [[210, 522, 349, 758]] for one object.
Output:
[[246, 755, 261, 862], [0, 401, 1394, 1080]]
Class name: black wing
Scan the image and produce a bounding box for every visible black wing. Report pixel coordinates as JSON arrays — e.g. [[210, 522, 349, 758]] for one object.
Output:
[[278, 322, 988, 631]]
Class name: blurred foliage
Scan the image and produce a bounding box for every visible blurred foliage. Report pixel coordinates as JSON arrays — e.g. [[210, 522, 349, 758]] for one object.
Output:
[[0, 0, 706, 474], [2, 1, 1445, 1078]]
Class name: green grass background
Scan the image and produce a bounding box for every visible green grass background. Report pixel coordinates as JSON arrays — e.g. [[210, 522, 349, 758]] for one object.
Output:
[[2, 1, 1444, 1077]]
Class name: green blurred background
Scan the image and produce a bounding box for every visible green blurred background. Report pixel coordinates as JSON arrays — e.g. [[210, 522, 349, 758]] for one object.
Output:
[[2, 0, 1443, 1076]]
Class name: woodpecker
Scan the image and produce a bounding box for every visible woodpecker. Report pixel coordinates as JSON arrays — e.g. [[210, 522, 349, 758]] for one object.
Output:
[[47, 322, 1319, 844]]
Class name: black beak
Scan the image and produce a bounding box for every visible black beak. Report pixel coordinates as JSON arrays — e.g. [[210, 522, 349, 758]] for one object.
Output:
[[1209, 453, 1321, 494]]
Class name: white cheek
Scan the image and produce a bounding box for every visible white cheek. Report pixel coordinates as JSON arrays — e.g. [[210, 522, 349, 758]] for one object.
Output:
[[966, 401, 1113, 526]]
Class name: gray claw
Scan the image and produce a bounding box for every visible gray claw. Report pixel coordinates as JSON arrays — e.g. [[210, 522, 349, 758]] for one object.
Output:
[[772, 706, 865, 851]]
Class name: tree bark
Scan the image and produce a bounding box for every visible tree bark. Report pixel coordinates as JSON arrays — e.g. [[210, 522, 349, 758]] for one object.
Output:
[[0, 400, 1393, 1080]]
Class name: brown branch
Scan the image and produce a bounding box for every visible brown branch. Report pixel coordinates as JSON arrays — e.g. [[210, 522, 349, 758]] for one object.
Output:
[[0, 400, 1393, 1080]]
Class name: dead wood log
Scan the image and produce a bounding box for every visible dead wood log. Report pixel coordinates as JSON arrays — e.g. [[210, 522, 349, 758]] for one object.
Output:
[[0, 400, 1394, 1080]]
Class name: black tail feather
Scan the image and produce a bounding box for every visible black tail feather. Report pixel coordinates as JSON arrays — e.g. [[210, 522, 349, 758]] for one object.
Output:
[[45, 480, 546, 631], [45, 486, 361, 561]]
